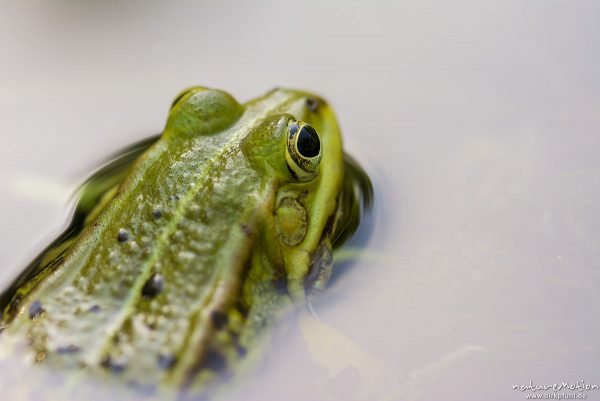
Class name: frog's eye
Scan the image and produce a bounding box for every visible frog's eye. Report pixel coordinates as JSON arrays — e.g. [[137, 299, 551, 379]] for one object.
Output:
[[286, 121, 322, 181]]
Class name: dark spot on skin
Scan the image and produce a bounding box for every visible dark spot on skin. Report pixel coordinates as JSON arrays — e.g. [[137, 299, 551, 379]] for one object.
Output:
[[88, 304, 101, 313], [152, 209, 163, 219], [240, 224, 252, 237], [101, 356, 127, 373], [272, 279, 288, 295], [117, 229, 129, 243], [201, 350, 227, 372], [210, 311, 228, 330], [236, 345, 247, 357], [158, 354, 177, 370], [142, 274, 164, 298], [28, 300, 44, 319], [306, 97, 319, 112], [235, 301, 249, 318], [56, 345, 80, 354]]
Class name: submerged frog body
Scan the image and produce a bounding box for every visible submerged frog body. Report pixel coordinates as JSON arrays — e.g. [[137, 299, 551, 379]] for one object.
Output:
[[0, 87, 372, 396]]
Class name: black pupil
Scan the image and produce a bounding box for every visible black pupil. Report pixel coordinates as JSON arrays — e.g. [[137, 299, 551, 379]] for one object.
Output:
[[296, 125, 320, 158]]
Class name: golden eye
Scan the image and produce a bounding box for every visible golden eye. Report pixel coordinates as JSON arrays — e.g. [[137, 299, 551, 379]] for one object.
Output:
[[285, 121, 322, 181]]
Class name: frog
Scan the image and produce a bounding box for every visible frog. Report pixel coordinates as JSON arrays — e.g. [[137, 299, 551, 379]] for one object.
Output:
[[0, 86, 372, 398]]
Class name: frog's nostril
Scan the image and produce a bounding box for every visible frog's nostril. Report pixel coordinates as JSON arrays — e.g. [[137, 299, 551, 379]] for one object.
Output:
[[306, 97, 319, 112]]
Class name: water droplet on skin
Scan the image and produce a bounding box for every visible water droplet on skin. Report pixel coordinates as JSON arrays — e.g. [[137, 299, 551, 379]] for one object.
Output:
[[109, 250, 119, 262], [62, 286, 75, 296], [177, 251, 196, 262], [184, 284, 196, 296]]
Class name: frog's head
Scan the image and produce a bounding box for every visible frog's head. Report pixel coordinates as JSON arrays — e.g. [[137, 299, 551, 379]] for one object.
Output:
[[239, 88, 372, 302]]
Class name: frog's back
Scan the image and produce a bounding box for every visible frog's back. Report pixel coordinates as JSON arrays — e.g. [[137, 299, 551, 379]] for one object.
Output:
[[2, 89, 273, 387]]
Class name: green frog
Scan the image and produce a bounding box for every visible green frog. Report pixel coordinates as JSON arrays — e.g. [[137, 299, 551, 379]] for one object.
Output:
[[0, 87, 372, 397]]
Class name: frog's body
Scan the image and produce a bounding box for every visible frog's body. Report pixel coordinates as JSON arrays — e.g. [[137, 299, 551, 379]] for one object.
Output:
[[0, 87, 371, 396]]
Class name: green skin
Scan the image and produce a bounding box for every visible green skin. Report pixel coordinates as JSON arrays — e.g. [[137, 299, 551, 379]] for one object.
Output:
[[0, 87, 370, 396]]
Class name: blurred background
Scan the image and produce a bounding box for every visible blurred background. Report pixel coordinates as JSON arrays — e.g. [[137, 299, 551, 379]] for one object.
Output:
[[1, 1, 599, 400]]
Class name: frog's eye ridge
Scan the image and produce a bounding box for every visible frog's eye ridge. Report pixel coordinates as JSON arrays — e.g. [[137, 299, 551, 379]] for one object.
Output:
[[286, 121, 322, 181]]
